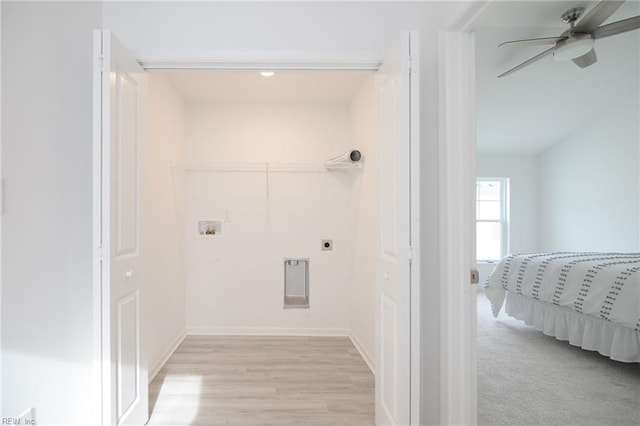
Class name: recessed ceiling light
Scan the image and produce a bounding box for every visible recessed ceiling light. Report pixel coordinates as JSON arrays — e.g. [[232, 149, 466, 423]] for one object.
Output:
[[260, 71, 275, 77]]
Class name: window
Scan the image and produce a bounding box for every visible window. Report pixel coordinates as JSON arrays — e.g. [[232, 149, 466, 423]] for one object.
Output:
[[476, 178, 509, 262]]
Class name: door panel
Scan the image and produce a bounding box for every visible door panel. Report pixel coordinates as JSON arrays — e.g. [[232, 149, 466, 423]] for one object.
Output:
[[381, 294, 399, 420], [114, 67, 139, 258], [96, 30, 148, 426], [376, 32, 417, 426], [117, 291, 139, 421], [380, 76, 400, 258]]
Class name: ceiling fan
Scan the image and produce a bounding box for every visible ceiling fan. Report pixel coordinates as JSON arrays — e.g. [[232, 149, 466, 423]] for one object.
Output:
[[498, 0, 640, 78]]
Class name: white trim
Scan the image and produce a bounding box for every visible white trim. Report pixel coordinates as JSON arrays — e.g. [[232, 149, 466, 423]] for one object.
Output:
[[448, 0, 493, 33], [408, 30, 422, 426], [349, 332, 375, 375], [98, 29, 116, 426], [135, 48, 382, 71], [437, 29, 478, 426], [0, 0, 3, 416], [148, 330, 187, 384], [430, 3, 493, 423], [142, 60, 381, 71], [187, 327, 350, 337], [91, 29, 105, 426]]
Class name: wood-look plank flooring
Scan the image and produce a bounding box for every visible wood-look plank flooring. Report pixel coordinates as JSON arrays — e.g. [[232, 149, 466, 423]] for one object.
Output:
[[147, 336, 374, 425]]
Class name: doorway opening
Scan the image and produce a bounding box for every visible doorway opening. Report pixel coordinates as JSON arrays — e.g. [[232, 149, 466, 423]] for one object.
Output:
[[473, 2, 640, 425], [95, 29, 419, 425]]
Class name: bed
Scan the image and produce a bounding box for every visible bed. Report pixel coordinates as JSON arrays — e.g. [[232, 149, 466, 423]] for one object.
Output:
[[484, 252, 640, 362]]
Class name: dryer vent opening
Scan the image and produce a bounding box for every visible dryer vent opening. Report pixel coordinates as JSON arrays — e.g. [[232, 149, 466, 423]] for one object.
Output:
[[284, 258, 309, 309]]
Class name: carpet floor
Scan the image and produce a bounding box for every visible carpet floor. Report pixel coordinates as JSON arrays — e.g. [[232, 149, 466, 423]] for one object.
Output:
[[477, 290, 640, 426]]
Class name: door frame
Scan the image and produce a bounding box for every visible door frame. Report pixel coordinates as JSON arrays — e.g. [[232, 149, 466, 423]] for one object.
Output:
[[435, 1, 492, 424], [92, 51, 422, 425], [92, 30, 104, 425]]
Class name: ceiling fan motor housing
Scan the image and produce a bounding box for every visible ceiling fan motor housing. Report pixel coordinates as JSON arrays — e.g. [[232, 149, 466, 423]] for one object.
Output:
[[553, 33, 595, 61]]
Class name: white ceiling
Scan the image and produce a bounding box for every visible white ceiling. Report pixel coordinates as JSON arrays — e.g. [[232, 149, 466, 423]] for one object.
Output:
[[161, 70, 373, 104], [475, 0, 640, 154], [159, 1, 639, 154]]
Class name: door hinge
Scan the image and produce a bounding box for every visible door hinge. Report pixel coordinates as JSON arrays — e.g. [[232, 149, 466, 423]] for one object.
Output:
[[407, 245, 413, 263], [407, 55, 417, 74], [98, 56, 104, 73], [471, 269, 479, 284], [97, 246, 104, 261]]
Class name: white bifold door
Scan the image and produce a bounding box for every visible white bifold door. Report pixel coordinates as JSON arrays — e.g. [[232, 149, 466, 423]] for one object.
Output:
[[94, 30, 148, 426], [376, 32, 420, 426]]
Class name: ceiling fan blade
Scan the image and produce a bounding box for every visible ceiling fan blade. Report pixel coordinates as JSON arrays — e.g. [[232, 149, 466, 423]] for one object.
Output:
[[572, 48, 598, 68], [574, 0, 625, 33], [497, 47, 555, 78], [593, 15, 640, 39], [498, 37, 565, 48]]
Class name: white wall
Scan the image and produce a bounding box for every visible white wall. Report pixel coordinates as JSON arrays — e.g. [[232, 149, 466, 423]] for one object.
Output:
[[538, 94, 640, 252], [1, 2, 101, 423], [0, 2, 471, 424], [0, 0, 4, 415], [184, 103, 352, 163], [144, 74, 186, 379], [349, 75, 377, 370], [183, 101, 356, 334], [102, 2, 467, 65], [479, 83, 640, 264], [476, 154, 538, 281]]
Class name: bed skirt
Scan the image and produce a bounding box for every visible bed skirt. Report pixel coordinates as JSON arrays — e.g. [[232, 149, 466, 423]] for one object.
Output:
[[503, 291, 640, 363]]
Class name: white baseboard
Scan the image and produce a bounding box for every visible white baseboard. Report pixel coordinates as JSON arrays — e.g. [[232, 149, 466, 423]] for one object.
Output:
[[349, 331, 375, 375], [186, 327, 349, 337], [148, 329, 187, 383]]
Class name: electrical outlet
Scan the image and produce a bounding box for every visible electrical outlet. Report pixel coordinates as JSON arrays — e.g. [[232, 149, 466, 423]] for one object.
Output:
[[17, 407, 36, 425], [321, 240, 333, 251]]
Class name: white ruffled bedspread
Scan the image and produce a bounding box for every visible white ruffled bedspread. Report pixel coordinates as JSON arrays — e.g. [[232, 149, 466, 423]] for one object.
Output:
[[485, 252, 640, 363]]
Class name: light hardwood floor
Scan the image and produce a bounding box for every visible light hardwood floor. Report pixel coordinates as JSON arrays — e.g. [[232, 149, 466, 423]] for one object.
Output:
[[148, 336, 375, 425]]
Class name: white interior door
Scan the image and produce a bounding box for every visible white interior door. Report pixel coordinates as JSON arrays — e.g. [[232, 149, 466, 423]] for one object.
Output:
[[95, 30, 148, 426], [376, 31, 419, 426]]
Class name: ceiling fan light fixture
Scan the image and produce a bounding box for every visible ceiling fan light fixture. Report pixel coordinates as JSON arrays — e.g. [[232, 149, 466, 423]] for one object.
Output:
[[553, 35, 594, 61]]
